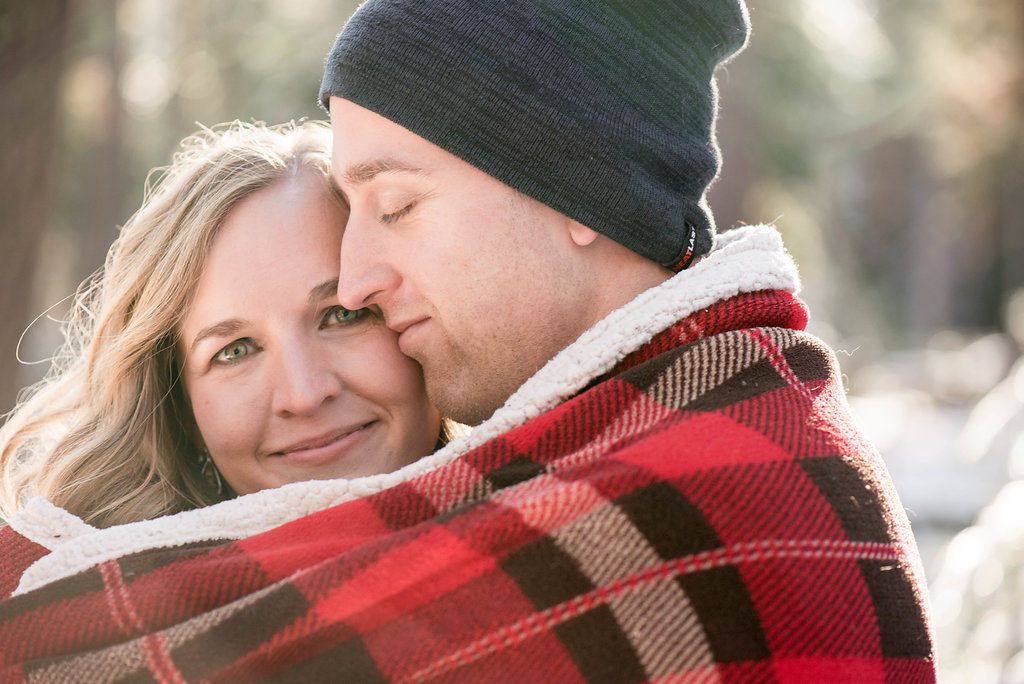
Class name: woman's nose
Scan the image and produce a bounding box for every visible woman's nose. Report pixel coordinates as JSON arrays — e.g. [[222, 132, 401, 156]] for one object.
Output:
[[271, 342, 343, 417]]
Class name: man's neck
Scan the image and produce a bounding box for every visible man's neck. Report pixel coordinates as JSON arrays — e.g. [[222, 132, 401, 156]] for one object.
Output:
[[581, 241, 675, 330]]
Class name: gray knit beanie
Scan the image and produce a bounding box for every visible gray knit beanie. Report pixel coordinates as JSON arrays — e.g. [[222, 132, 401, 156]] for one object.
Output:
[[319, 0, 750, 271]]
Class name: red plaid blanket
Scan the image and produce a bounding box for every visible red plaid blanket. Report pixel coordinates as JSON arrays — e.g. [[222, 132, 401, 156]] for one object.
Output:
[[0, 289, 935, 682]]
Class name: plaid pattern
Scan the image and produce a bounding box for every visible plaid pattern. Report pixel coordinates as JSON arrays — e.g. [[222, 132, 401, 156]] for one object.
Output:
[[0, 290, 935, 682], [0, 527, 48, 601]]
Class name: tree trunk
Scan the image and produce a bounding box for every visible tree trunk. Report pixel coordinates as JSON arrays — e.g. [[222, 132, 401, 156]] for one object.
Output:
[[0, 1, 71, 415]]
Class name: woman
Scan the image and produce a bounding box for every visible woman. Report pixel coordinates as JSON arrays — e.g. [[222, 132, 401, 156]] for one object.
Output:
[[0, 121, 443, 531]]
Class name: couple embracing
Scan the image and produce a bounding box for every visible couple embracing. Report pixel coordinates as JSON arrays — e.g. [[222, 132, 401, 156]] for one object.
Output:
[[0, 0, 935, 680]]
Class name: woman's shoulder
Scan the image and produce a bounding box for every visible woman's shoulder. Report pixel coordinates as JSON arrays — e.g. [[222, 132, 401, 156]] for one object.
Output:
[[0, 496, 99, 598], [0, 524, 51, 600]]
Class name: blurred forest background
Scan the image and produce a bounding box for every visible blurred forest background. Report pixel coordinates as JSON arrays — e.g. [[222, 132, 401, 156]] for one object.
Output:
[[1, 0, 1023, 679]]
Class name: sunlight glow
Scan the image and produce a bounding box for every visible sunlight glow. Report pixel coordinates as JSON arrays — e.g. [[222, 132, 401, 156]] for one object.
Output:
[[801, 0, 892, 79]]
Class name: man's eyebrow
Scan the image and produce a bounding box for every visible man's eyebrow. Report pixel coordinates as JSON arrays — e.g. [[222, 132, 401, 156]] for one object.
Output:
[[189, 319, 248, 355], [308, 278, 340, 306], [342, 159, 424, 186]]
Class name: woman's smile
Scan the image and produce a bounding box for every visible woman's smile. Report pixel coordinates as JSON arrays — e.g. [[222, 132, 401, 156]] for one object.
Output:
[[268, 420, 378, 467]]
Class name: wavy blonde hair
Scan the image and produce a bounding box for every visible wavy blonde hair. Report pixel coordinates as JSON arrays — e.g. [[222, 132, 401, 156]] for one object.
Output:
[[0, 121, 341, 528]]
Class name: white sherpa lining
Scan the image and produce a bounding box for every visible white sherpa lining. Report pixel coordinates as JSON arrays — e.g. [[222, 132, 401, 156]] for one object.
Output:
[[13, 224, 799, 596], [7, 497, 97, 549]]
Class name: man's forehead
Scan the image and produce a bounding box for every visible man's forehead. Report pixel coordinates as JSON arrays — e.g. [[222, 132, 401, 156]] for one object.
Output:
[[329, 97, 433, 186]]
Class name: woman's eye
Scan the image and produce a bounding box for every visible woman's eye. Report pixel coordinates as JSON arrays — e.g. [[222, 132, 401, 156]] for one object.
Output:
[[213, 339, 255, 363], [380, 203, 414, 224], [327, 306, 366, 326]]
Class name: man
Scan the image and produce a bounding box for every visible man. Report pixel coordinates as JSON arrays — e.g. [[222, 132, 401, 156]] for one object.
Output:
[[0, 2, 935, 680], [324, 0, 734, 428], [318, 0, 938, 680]]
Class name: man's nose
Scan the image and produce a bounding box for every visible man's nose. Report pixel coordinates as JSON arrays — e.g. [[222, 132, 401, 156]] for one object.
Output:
[[337, 211, 399, 311]]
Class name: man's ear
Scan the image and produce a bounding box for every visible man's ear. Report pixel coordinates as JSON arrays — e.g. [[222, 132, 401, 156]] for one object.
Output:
[[567, 220, 599, 247]]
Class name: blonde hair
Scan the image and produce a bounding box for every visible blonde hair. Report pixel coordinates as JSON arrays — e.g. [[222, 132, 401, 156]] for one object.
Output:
[[0, 121, 340, 528]]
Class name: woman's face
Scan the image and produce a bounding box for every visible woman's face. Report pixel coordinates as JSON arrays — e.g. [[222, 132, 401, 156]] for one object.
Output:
[[179, 172, 441, 495]]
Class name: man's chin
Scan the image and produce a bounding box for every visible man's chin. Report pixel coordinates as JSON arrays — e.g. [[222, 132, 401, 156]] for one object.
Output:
[[424, 369, 498, 427]]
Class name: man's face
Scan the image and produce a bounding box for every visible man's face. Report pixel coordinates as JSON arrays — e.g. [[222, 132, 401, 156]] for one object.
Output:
[[330, 97, 600, 425]]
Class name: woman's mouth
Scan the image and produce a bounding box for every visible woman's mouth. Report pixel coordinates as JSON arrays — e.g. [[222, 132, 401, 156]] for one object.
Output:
[[271, 422, 377, 466]]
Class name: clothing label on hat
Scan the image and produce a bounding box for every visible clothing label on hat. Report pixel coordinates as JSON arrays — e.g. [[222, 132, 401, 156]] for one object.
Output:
[[669, 223, 698, 272]]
